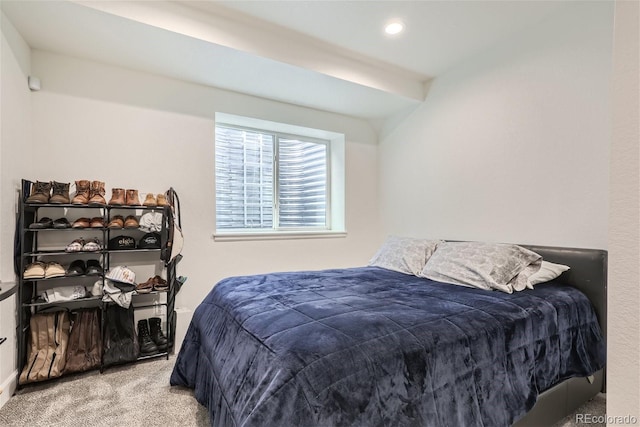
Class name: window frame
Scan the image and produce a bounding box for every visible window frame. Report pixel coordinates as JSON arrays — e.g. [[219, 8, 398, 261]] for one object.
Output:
[[215, 123, 333, 235]]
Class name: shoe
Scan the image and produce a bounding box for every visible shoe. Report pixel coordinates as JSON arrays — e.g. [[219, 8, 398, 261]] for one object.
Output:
[[52, 218, 71, 229], [137, 319, 159, 356], [49, 181, 70, 204], [82, 238, 102, 252], [71, 217, 90, 229], [149, 317, 168, 351], [108, 188, 125, 205], [107, 215, 124, 229], [65, 238, 85, 253], [28, 217, 53, 229], [23, 262, 46, 279], [156, 193, 169, 207], [88, 181, 106, 206], [85, 259, 103, 276], [123, 215, 139, 229], [143, 194, 157, 207], [125, 189, 141, 206], [90, 217, 105, 228], [152, 275, 168, 291], [26, 181, 51, 204], [71, 180, 91, 204], [135, 278, 154, 294], [66, 260, 86, 276], [44, 262, 66, 279]]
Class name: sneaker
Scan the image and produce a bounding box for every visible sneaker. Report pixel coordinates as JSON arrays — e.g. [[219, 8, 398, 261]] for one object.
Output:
[[82, 238, 102, 252], [65, 238, 85, 253]]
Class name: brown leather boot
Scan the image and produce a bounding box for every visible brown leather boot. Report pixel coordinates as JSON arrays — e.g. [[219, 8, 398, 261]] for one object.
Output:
[[71, 180, 90, 204], [49, 181, 70, 204], [125, 189, 141, 206], [26, 181, 52, 204], [108, 188, 125, 205], [88, 181, 106, 206], [156, 193, 168, 207], [143, 193, 157, 207]]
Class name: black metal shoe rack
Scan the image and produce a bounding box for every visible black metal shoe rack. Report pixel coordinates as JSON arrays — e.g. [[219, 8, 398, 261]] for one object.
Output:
[[16, 179, 179, 386]]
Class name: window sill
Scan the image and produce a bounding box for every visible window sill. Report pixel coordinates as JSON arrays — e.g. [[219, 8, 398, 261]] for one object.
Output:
[[213, 230, 347, 242]]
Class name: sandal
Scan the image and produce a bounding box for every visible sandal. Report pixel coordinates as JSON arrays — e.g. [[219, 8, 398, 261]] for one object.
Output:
[[82, 237, 102, 252], [65, 238, 85, 252], [23, 262, 46, 279]]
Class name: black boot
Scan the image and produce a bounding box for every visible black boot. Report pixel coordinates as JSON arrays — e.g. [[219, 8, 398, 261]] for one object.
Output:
[[137, 319, 158, 355], [149, 317, 168, 351]]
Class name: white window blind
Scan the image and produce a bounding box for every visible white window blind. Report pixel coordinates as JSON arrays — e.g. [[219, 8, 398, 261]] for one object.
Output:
[[215, 125, 329, 231]]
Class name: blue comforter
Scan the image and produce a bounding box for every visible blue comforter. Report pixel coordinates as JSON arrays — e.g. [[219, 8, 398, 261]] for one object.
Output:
[[171, 267, 605, 427]]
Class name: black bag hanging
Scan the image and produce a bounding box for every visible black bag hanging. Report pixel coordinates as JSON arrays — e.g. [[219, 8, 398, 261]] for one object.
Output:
[[103, 305, 139, 367], [161, 187, 183, 265]]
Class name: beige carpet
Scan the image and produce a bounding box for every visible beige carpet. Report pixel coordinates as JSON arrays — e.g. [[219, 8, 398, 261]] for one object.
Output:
[[0, 356, 605, 427], [0, 357, 209, 427]]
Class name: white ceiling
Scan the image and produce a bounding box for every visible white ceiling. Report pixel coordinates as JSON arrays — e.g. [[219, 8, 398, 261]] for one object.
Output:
[[1, 0, 566, 121]]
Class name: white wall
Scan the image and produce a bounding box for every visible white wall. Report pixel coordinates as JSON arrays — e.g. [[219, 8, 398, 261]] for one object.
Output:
[[1, 12, 32, 282], [0, 11, 32, 408], [607, 0, 640, 420], [379, 2, 612, 249], [30, 51, 380, 314]]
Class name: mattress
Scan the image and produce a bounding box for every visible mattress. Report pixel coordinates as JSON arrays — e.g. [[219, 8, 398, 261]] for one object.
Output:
[[171, 267, 605, 427]]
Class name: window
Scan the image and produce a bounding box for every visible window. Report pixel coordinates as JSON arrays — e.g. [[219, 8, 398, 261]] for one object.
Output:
[[215, 124, 333, 234]]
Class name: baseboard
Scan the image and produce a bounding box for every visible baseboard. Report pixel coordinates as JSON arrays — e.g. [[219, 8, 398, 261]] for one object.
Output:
[[0, 370, 17, 409]]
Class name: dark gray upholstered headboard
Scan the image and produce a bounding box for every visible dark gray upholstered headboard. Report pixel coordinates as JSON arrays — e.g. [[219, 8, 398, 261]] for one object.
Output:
[[520, 245, 607, 395], [521, 245, 607, 340]]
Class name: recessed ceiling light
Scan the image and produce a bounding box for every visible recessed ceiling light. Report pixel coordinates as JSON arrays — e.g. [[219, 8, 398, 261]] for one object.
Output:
[[384, 21, 404, 35]]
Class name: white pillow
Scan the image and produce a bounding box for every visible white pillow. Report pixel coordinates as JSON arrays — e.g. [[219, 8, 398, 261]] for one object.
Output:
[[420, 241, 542, 293], [528, 261, 570, 286], [369, 236, 442, 276]]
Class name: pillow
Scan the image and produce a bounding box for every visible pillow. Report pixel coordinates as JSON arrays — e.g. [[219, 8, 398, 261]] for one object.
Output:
[[528, 261, 570, 286], [368, 236, 442, 276], [420, 241, 542, 293]]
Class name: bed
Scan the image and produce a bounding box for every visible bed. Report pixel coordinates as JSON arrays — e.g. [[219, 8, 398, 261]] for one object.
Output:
[[171, 243, 606, 427]]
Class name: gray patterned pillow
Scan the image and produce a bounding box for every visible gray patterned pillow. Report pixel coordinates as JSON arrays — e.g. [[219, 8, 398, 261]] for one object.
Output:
[[420, 241, 542, 293], [369, 236, 442, 276]]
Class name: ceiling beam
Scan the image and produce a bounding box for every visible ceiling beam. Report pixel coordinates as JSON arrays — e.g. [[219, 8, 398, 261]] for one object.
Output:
[[72, 0, 428, 102]]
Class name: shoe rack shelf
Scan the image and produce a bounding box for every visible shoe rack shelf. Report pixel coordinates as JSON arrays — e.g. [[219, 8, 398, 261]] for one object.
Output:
[[16, 179, 180, 386], [23, 296, 104, 308]]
